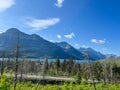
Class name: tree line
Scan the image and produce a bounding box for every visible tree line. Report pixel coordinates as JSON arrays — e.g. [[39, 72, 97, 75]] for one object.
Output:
[[0, 57, 120, 84]]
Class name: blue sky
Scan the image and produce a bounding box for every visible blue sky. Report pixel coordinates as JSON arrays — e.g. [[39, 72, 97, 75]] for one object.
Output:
[[0, 0, 120, 55]]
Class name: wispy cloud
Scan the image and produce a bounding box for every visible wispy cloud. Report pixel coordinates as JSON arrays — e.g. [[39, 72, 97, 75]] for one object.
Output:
[[57, 34, 62, 39], [25, 18, 60, 30], [0, 0, 15, 12], [55, 0, 64, 8], [91, 39, 106, 45], [64, 32, 75, 39]]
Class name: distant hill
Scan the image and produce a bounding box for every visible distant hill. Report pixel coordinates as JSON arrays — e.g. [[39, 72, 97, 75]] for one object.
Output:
[[101, 56, 120, 65]]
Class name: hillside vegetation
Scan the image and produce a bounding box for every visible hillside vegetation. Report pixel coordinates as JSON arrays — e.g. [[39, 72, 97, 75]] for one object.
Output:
[[101, 57, 120, 65]]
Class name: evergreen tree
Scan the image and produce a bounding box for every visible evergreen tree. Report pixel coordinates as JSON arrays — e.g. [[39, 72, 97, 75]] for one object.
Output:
[[61, 59, 67, 72], [44, 57, 48, 74], [55, 57, 60, 74]]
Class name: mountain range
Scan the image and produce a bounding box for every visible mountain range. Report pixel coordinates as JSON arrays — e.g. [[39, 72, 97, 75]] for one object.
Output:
[[0, 28, 117, 60]]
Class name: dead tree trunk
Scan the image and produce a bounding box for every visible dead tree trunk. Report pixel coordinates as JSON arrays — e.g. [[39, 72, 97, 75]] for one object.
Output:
[[85, 50, 96, 90], [14, 33, 19, 90], [110, 64, 113, 83], [1, 51, 6, 75], [103, 64, 107, 84], [20, 56, 25, 82]]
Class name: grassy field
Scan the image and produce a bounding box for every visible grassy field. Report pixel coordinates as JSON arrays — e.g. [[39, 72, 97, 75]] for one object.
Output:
[[1, 72, 120, 90], [8, 83, 120, 90]]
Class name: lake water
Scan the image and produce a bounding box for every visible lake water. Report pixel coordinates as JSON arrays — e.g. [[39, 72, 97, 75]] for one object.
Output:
[[34, 59, 93, 64], [0, 58, 93, 64]]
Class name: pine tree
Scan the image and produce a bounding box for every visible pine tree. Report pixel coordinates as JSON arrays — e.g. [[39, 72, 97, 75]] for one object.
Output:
[[55, 57, 60, 74]]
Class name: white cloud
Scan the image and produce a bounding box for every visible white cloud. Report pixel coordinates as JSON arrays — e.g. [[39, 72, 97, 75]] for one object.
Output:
[[91, 39, 106, 45], [0, 0, 15, 12], [55, 0, 64, 8], [0, 28, 5, 34], [81, 45, 89, 48], [74, 44, 80, 49], [25, 18, 60, 30], [64, 32, 75, 39], [102, 47, 107, 51], [0, 31, 3, 34], [75, 44, 79, 47], [57, 34, 62, 39], [49, 40, 54, 42]]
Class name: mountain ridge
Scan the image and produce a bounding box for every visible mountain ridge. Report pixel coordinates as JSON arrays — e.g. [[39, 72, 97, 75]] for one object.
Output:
[[0, 28, 117, 60], [55, 41, 84, 60], [0, 28, 80, 59]]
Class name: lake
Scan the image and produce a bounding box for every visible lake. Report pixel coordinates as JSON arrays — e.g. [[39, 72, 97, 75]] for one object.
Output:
[[0, 58, 94, 64]]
